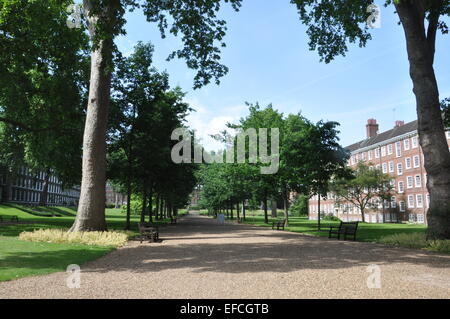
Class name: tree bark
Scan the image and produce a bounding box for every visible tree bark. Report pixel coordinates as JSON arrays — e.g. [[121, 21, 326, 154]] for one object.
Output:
[[70, 1, 118, 231], [396, 1, 450, 239], [141, 184, 147, 223], [283, 187, 290, 227], [38, 168, 51, 206], [317, 195, 321, 230], [155, 193, 160, 220], [125, 178, 131, 230], [230, 200, 233, 219], [242, 200, 246, 221], [271, 199, 277, 218], [148, 186, 153, 223], [263, 189, 268, 224]]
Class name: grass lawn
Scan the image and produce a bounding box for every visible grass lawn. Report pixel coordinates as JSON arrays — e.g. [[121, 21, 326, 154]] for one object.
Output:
[[208, 210, 427, 243], [0, 204, 174, 282]]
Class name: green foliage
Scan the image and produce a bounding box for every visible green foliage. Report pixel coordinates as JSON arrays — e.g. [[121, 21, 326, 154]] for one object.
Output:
[[0, 0, 90, 187], [121, 197, 142, 215], [289, 195, 309, 216], [322, 214, 340, 222], [379, 232, 450, 253]]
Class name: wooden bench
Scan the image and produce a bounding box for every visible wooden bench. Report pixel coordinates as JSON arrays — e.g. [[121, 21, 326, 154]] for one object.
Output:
[[272, 219, 286, 230], [329, 221, 359, 241], [138, 222, 159, 243], [0, 215, 19, 223]]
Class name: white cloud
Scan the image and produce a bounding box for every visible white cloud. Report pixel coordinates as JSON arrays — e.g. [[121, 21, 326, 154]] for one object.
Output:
[[185, 98, 247, 151]]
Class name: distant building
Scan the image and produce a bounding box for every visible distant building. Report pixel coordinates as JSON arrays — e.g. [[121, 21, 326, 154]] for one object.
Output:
[[105, 183, 127, 208], [190, 187, 201, 207], [309, 119, 450, 224], [0, 166, 80, 207]]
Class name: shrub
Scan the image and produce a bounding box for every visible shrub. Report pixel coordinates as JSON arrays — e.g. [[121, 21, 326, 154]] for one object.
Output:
[[379, 232, 450, 253], [322, 214, 340, 221], [289, 195, 309, 216], [121, 199, 142, 215], [19, 229, 129, 247]]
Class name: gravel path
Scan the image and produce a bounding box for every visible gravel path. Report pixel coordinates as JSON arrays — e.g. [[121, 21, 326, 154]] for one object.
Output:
[[1, 213, 449, 299]]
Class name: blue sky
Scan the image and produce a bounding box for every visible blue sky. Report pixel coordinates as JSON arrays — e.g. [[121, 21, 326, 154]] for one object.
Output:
[[109, 1, 450, 150]]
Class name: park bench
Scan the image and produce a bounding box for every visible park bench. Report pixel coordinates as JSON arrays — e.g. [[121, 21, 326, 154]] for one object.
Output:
[[272, 219, 286, 231], [0, 215, 19, 223], [138, 222, 159, 243], [328, 221, 359, 241]]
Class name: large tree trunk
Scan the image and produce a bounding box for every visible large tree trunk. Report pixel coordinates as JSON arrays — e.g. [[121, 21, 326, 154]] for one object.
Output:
[[38, 168, 51, 206], [271, 199, 277, 218], [70, 1, 118, 232], [396, 2, 450, 239], [242, 200, 246, 221]]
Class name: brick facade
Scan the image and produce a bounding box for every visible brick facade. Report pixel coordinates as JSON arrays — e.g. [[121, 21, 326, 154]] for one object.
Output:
[[308, 119, 450, 224]]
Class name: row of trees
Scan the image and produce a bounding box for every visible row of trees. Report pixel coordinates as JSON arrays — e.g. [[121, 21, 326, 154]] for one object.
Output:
[[197, 103, 348, 228], [0, 2, 198, 228], [105, 44, 197, 230], [1, 1, 449, 238]]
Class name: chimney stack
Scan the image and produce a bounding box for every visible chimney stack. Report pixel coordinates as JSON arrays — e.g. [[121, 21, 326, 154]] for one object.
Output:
[[366, 118, 379, 138], [395, 120, 405, 128]]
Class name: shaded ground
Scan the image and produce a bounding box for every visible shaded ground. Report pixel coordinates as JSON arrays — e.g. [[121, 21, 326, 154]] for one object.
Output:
[[0, 213, 449, 298]]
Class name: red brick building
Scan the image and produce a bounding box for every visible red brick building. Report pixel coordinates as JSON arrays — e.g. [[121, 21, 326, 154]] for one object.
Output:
[[309, 119, 450, 224]]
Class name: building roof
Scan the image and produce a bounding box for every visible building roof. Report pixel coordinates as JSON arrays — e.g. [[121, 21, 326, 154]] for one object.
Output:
[[346, 120, 418, 152]]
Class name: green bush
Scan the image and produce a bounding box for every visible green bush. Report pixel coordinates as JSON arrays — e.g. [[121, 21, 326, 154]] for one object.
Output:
[[289, 195, 309, 216], [379, 232, 450, 253], [322, 214, 340, 221], [19, 229, 130, 247], [121, 200, 142, 215]]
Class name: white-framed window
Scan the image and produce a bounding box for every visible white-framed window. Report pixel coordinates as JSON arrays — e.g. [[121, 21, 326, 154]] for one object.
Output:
[[390, 179, 395, 189], [405, 157, 412, 169], [391, 196, 397, 208], [387, 144, 393, 155], [412, 136, 418, 148], [368, 150, 373, 160], [404, 138, 410, 150], [382, 163, 388, 173], [397, 163, 403, 175], [413, 155, 420, 168], [408, 195, 415, 208], [375, 148, 380, 159], [447, 131, 450, 139], [362, 152, 367, 161], [416, 194, 424, 208], [399, 201, 406, 212], [426, 194, 430, 207], [398, 181, 405, 193], [389, 161, 394, 173], [381, 146, 386, 157], [407, 176, 413, 188], [356, 153, 360, 161], [395, 141, 402, 157], [417, 214, 425, 223], [415, 175, 422, 188]]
